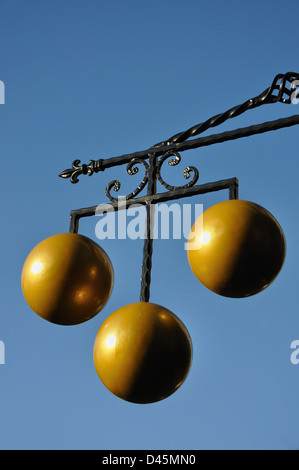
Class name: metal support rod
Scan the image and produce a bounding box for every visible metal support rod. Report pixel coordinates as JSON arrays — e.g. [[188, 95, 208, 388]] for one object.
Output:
[[229, 179, 239, 200], [140, 155, 158, 303], [69, 213, 79, 234], [69, 176, 239, 301], [60, 72, 299, 184], [60, 114, 299, 183], [69, 177, 239, 232]]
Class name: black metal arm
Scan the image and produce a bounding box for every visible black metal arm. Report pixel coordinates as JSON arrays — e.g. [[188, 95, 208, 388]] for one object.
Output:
[[59, 72, 299, 303], [59, 71, 299, 184]]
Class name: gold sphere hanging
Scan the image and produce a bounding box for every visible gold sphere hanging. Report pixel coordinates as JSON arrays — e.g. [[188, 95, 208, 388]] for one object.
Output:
[[94, 302, 193, 404], [187, 200, 286, 298], [22, 233, 114, 325]]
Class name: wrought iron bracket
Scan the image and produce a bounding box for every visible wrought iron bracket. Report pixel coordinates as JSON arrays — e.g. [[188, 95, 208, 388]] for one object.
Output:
[[69, 171, 239, 302], [59, 72, 299, 302]]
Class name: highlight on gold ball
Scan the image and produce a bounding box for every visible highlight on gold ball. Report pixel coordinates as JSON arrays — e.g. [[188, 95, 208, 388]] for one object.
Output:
[[93, 302, 193, 404], [187, 200, 286, 298], [21, 233, 114, 325]]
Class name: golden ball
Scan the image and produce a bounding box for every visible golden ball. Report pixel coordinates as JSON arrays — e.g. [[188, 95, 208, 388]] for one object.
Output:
[[187, 200, 286, 298], [21, 233, 114, 325], [94, 302, 192, 404]]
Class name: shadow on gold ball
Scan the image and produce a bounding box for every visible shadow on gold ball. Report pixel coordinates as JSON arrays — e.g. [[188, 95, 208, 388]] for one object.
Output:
[[21, 233, 114, 325], [94, 302, 192, 404], [187, 200, 286, 298]]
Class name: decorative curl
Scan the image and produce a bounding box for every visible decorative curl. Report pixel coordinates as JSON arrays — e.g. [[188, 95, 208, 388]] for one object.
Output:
[[105, 158, 149, 202], [263, 71, 299, 104], [157, 151, 199, 191]]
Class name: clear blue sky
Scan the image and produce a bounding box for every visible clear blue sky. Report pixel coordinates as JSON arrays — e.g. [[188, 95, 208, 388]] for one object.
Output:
[[0, 0, 299, 450]]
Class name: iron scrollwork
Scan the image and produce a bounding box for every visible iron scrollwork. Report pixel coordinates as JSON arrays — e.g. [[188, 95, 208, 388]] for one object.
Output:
[[105, 152, 200, 203], [157, 151, 199, 191], [105, 158, 149, 202]]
